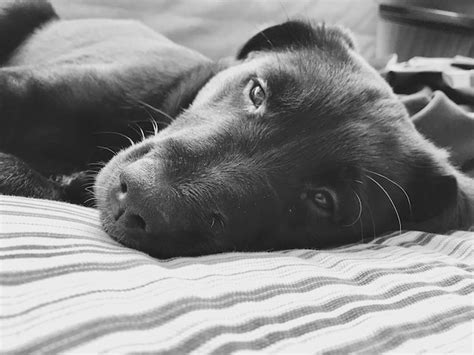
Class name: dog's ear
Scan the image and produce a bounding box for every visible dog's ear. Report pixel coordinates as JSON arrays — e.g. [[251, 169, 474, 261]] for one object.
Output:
[[237, 20, 355, 60], [407, 158, 459, 223]]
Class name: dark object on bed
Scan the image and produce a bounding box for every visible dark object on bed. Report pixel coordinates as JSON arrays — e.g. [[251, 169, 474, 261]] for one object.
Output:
[[377, 0, 474, 61]]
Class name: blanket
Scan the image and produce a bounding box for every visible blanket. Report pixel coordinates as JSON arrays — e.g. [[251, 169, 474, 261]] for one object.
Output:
[[1, 196, 472, 354]]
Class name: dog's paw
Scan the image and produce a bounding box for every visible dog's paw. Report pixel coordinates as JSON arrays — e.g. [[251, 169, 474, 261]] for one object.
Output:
[[0, 152, 64, 200], [58, 171, 95, 206]]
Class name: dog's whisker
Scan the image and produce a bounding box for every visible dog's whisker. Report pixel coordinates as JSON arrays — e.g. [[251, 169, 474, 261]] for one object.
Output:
[[135, 99, 174, 122], [95, 131, 135, 146], [97, 146, 117, 156], [90, 182, 107, 189], [88, 161, 107, 167], [366, 175, 402, 236], [83, 196, 97, 204], [351, 180, 367, 242], [138, 125, 146, 140], [342, 189, 362, 227], [128, 123, 144, 140], [82, 169, 100, 174], [81, 178, 98, 184], [132, 116, 170, 129], [92, 186, 108, 191], [149, 116, 159, 135], [84, 179, 99, 186], [365, 169, 413, 218], [80, 171, 97, 176], [141, 115, 170, 128]]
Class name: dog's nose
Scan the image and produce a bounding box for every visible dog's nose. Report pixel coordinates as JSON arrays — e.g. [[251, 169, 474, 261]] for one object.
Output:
[[110, 184, 147, 231], [108, 156, 209, 249], [109, 160, 155, 232]]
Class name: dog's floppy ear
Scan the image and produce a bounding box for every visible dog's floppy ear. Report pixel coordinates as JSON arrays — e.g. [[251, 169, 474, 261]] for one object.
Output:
[[237, 20, 355, 60], [407, 157, 458, 223]]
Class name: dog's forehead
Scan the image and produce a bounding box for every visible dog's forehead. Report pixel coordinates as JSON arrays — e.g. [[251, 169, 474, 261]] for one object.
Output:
[[187, 46, 409, 163], [194, 46, 384, 111]]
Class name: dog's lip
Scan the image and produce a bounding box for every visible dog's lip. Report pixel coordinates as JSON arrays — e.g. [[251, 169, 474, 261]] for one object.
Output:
[[100, 203, 149, 249]]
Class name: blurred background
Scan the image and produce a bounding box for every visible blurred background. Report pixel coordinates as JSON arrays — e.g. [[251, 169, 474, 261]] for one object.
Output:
[[49, 0, 473, 62]]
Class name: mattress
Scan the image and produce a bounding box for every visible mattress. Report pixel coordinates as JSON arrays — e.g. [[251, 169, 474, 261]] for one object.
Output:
[[1, 195, 472, 354]]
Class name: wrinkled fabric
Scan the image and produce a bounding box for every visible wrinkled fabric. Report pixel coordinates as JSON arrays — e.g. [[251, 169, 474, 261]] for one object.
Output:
[[411, 91, 474, 172], [386, 58, 474, 177]]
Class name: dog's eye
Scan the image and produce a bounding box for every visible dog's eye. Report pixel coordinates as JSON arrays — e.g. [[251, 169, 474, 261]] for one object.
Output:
[[249, 81, 265, 108], [302, 189, 335, 213], [313, 191, 332, 210]]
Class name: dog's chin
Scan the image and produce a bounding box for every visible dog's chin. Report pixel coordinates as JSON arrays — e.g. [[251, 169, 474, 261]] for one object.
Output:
[[98, 212, 193, 259], [96, 193, 131, 247], [97, 200, 152, 254]]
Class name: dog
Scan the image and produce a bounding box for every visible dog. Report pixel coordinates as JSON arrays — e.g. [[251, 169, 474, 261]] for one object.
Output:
[[1, 0, 473, 258]]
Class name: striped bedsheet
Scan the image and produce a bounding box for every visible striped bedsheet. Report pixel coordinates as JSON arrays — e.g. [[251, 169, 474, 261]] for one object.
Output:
[[1, 195, 473, 354]]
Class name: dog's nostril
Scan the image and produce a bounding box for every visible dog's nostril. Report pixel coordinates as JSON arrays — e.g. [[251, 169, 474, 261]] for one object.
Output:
[[124, 213, 147, 231], [120, 182, 128, 193], [113, 207, 125, 221]]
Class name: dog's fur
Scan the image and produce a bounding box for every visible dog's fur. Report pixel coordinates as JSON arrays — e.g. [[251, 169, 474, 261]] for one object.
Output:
[[1, 0, 473, 258]]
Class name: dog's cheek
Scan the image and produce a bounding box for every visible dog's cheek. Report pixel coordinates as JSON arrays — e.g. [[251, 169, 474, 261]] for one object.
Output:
[[332, 184, 363, 226]]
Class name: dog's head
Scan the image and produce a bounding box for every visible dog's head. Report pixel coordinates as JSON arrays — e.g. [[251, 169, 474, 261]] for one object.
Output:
[[95, 20, 460, 258]]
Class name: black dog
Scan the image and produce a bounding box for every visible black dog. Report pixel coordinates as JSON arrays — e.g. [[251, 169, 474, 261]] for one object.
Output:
[[1, 0, 473, 258]]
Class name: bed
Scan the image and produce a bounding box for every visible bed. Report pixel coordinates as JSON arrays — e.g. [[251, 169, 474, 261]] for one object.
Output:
[[1, 1, 473, 353], [1, 195, 472, 353]]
